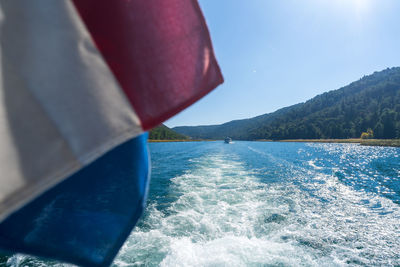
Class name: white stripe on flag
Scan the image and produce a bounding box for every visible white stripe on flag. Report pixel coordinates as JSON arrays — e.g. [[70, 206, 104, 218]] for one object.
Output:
[[0, 0, 142, 221]]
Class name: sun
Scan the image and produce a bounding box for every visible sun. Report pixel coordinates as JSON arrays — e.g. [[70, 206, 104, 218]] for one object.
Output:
[[332, 0, 372, 20], [353, 0, 370, 12], [333, 0, 370, 11]]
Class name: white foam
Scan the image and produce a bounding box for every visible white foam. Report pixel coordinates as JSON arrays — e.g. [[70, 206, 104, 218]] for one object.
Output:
[[308, 160, 323, 170], [116, 153, 324, 266], [160, 236, 318, 267]]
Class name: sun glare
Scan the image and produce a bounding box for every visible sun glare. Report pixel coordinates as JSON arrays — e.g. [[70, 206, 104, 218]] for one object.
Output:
[[329, 0, 372, 21], [331, 0, 370, 11], [353, 0, 370, 12]]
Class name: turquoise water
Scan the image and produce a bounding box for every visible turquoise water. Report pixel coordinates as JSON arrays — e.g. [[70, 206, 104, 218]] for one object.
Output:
[[4, 141, 400, 266]]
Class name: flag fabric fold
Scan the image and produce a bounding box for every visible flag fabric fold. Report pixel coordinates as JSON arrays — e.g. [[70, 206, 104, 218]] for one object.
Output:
[[0, 0, 222, 266], [73, 0, 223, 130]]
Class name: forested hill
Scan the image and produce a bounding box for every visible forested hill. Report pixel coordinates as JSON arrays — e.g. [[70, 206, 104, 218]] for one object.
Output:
[[149, 124, 188, 140], [173, 67, 400, 140]]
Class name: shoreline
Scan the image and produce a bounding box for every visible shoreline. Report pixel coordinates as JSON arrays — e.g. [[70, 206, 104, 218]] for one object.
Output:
[[359, 139, 400, 147], [266, 139, 361, 143], [148, 139, 215, 143], [149, 139, 400, 147], [259, 138, 400, 147]]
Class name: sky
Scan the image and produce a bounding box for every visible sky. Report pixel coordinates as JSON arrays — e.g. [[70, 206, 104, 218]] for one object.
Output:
[[165, 0, 400, 128]]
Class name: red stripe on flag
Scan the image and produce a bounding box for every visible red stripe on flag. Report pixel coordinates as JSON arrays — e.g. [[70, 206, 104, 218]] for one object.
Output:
[[72, 0, 223, 130]]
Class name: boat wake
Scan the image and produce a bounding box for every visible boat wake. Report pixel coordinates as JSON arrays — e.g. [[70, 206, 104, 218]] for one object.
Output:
[[115, 153, 322, 266]]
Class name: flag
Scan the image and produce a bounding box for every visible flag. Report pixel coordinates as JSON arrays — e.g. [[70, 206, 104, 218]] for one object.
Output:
[[0, 0, 223, 266]]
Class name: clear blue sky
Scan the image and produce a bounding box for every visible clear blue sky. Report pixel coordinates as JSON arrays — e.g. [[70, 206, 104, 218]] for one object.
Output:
[[165, 0, 400, 128]]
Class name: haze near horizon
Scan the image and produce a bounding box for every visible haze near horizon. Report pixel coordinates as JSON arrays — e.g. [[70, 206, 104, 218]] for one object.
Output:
[[165, 0, 400, 128]]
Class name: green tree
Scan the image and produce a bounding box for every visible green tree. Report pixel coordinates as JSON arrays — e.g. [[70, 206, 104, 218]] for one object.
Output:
[[361, 128, 374, 139]]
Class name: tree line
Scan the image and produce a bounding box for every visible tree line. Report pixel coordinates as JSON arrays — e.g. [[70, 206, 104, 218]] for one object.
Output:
[[174, 67, 400, 140], [149, 124, 188, 140]]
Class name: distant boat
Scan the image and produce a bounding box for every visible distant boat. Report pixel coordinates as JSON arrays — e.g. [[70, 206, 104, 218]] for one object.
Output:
[[224, 137, 232, 144]]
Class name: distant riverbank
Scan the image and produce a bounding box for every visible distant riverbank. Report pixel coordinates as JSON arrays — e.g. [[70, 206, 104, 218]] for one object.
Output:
[[263, 139, 400, 147], [148, 139, 215, 143], [359, 139, 400, 147], [148, 139, 400, 147]]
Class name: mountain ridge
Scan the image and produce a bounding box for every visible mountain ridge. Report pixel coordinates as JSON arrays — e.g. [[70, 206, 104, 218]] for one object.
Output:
[[173, 67, 400, 140], [149, 124, 188, 140]]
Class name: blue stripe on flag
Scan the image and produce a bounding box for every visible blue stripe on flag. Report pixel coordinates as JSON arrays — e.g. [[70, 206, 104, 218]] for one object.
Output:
[[0, 133, 150, 266]]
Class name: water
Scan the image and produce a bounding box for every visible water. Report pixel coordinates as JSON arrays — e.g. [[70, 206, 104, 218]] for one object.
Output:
[[3, 141, 400, 266]]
